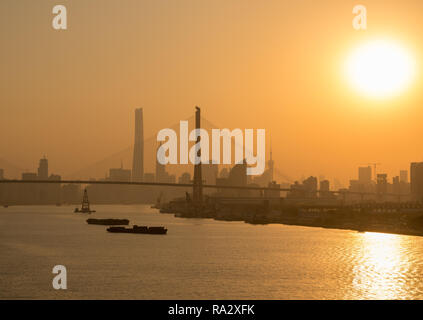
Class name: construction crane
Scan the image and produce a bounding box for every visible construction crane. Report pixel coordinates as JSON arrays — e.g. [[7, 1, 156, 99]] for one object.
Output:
[[361, 163, 382, 181]]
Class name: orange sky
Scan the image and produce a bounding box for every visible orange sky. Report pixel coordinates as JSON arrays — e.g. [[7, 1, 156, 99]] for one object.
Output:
[[1, 0, 423, 185]]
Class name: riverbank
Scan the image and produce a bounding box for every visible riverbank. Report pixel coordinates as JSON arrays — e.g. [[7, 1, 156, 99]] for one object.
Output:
[[160, 198, 423, 238]]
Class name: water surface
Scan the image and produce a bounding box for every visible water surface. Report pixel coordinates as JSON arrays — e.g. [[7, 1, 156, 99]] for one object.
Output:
[[1, 205, 422, 299]]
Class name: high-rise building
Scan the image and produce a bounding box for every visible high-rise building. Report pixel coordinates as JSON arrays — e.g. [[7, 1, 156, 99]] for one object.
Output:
[[37, 157, 48, 179], [0, 168, 4, 180], [359, 166, 372, 183], [132, 108, 144, 182], [303, 176, 318, 198], [320, 179, 330, 192], [377, 173, 388, 194], [411, 162, 423, 201], [400, 170, 408, 183]]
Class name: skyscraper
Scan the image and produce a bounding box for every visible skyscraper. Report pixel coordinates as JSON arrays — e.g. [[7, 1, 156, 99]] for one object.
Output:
[[411, 162, 423, 201], [132, 108, 144, 182], [37, 156, 48, 179], [358, 166, 372, 183]]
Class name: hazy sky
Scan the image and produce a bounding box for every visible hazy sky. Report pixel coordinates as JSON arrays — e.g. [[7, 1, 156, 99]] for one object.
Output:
[[1, 0, 423, 184]]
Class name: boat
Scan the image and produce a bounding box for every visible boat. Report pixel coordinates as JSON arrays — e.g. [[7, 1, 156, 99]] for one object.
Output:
[[87, 218, 129, 225], [107, 225, 167, 235], [74, 189, 96, 214]]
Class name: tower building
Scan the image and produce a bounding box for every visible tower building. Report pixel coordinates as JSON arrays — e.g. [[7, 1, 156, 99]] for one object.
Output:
[[38, 156, 48, 179]]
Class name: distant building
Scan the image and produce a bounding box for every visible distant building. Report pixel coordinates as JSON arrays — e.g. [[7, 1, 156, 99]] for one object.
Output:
[[303, 176, 318, 198], [38, 157, 48, 180], [0, 168, 4, 180], [359, 166, 372, 183], [392, 176, 400, 195], [411, 162, 423, 201], [376, 174, 388, 194], [400, 170, 408, 183], [216, 161, 248, 197], [22, 172, 38, 180], [288, 176, 318, 199], [320, 180, 330, 192]]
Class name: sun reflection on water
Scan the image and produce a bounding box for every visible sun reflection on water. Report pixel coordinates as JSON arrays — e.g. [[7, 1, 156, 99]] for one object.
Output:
[[352, 232, 410, 300]]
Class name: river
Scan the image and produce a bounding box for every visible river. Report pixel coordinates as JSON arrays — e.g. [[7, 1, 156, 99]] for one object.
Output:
[[1, 205, 422, 299]]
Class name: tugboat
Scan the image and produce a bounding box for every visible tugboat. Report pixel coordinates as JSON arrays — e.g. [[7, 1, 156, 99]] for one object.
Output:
[[87, 218, 129, 225], [74, 189, 96, 214], [107, 225, 167, 235]]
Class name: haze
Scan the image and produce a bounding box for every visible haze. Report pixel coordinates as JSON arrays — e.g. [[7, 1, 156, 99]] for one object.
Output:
[[1, 0, 423, 185]]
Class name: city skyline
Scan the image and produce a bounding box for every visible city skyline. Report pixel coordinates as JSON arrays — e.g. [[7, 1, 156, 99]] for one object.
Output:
[[1, 1, 423, 184], [2, 0, 423, 303]]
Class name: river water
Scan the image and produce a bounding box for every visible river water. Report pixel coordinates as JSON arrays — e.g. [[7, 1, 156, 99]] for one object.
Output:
[[1, 205, 423, 300]]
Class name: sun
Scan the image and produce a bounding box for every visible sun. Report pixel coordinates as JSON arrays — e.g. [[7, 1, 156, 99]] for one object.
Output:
[[345, 40, 415, 98]]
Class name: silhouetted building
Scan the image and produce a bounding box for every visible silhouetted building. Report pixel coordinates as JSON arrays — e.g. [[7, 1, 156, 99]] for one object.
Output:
[[303, 176, 318, 198], [320, 179, 330, 192], [359, 166, 372, 183], [38, 157, 48, 180], [393, 176, 400, 195], [400, 170, 408, 183], [411, 162, 423, 201], [132, 108, 144, 182], [0, 168, 3, 180], [319, 179, 331, 198], [287, 177, 318, 199], [216, 161, 248, 197], [377, 174, 388, 195]]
